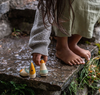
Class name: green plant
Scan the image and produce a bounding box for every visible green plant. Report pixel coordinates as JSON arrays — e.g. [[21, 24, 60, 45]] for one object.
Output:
[[0, 80, 35, 95], [95, 43, 100, 55], [65, 81, 78, 95], [78, 56, 100, 95], [85, 41, 91, 45], [62, 91, 66, 95], [13, 28, 21, 32], [12, 28, 22, 38], [66, 56, 100, 95]]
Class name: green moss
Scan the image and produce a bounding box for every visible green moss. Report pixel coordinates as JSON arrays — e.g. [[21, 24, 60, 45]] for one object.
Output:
[[95, 43, 100, 48], [85, 41, 91, 45], [98, 51, 100, 55]]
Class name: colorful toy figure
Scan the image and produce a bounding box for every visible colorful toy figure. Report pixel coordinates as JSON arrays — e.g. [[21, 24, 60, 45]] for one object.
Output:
[[29, 62, 36, 78], [40, 60, 48, 76], [20, 68, 29, 77], [20, 62, 36, 78]]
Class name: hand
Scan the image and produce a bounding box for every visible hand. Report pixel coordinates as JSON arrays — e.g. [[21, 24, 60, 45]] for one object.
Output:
[[32, 53, 48, 66]]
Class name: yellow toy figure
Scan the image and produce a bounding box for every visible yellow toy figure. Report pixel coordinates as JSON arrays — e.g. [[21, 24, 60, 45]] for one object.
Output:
[[29, 62, 36, 78], [40, 60, 48, 76]]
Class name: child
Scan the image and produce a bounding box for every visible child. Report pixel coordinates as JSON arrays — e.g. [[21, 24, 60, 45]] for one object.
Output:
[[28, 0, 99, 66]]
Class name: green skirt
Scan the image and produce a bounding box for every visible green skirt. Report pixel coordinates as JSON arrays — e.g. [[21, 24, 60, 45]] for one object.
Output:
[[54, 0, 100, 38]]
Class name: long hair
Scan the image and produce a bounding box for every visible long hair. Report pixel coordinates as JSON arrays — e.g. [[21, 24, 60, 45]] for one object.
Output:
[[38, 0, 74, 35]]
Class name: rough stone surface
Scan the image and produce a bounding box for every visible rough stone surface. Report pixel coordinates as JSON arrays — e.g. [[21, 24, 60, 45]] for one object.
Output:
[[95, 80, 100, 95], [0, 0, 10, 17], [94, 25, 100, 43], [78, 86, 88, 95], [0, 37, 97, 92], [35, 90, 61, 95], [7, 9, 36, 33], [0, 0, 37, 39], [0, 20, 11, 39], [10, 0, 38, 10]]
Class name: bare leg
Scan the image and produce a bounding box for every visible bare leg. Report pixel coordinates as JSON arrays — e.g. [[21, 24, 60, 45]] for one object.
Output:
[[55, 37, 85, 65], [68, 34, 91, 60]]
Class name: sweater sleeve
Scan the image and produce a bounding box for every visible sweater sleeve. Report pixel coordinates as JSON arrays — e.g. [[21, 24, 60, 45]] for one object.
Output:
[[28, 8, 52, 56]]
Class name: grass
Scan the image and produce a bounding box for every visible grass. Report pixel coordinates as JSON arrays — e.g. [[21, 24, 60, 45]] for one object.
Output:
[[0, 80, 35, 95], [77, 56, 100, 95], [63, 56, 100, 95], [11, 28, 29, 38]]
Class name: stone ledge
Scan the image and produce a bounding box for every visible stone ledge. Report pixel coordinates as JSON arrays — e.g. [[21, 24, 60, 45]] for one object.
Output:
[[0, 0, 37, 18], [10, 0, 38, 10], [0, 37, 97, 92], [0, 0, 37, 39]]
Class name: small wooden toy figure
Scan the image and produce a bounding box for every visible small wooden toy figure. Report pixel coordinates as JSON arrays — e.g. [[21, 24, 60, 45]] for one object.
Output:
[[20, 68, 29, 77], [29, 62, 36, 78], [40, 60, 48, 76]]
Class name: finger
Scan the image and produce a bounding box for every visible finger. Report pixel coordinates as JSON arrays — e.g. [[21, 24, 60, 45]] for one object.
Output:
[[43, 55, 48, 63], [32, 54, 35, 63], [32, 54, 36, 63], [33, 53, 41, 66], [35, 54, 42, 66]]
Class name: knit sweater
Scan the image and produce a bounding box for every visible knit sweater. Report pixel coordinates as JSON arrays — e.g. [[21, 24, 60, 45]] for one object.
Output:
[[29, 8, 52, 56]]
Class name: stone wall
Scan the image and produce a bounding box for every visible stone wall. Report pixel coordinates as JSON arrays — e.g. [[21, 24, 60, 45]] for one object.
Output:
[[0, 0, 37, 39]]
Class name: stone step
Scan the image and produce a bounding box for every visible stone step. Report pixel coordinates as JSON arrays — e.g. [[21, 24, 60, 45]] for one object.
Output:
[[10, 0, 38, 10], [0, 37, 97, 95], [0, 0, 38, 40], [0, 0, 38, 18]]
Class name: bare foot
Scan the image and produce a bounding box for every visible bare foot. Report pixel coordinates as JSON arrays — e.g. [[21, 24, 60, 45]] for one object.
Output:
[[56, 47, 85, 65], [69, 44, 91, 61]]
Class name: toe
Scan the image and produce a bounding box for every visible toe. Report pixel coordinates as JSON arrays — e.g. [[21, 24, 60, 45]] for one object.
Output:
[[76, 58, 82, 64], [74, 59, 80, 65], [77, 58, 85, 64], [85, 51, 91, 61], [85, 54, 90, 61], [71, 60, 76, 65], [87, 54, 90, 61], [68, 61, 73, 66], [81, 59, 85, 64], [88, 51, 91, 59], [88, 54, 90, 60]]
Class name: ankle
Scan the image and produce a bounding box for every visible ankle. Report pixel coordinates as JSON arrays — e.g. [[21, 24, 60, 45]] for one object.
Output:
[[68, 42, 77, 48], [56, 44, 69, 52]]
